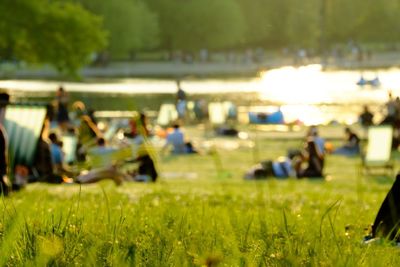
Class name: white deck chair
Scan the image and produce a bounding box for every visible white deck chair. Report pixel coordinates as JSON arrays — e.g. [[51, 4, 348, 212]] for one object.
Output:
[[157, 104, 178, 126], [362, 126, 394, 175], [208, 102, 226, 125], [62, 134, 78, 164]]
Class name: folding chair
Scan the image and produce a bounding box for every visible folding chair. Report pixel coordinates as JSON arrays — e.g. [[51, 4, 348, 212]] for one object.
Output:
[[4, 105, 47, 181], [208, 102, 226, 125], [157, 104, 178, 126], [62, 134, 78, 164], [361, 126, 394, 176]]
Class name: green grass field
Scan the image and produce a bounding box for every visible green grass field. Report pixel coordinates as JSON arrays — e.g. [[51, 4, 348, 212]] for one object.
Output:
[[1, 139, 399, 266]]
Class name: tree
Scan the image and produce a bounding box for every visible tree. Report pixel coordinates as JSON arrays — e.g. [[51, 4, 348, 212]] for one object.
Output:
[[235, 0, 272, 47], [79, 0, 159, 59], [0, 0, 107, 76], [147, 0, 245, 52], [285, 0, 320, 49]]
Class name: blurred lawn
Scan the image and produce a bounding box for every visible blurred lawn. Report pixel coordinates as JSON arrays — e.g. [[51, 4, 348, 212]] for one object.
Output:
[[1, 138, 399, 266]]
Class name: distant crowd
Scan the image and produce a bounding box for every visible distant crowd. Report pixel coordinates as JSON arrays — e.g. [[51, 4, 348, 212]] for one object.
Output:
[[1, 85, 400, 193]]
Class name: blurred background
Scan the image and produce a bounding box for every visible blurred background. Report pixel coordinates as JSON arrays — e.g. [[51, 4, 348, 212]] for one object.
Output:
[[1, 0, 400, 125]]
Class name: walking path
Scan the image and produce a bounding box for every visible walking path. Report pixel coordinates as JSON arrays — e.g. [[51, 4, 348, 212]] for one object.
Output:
[[1, 52, 400, 79]]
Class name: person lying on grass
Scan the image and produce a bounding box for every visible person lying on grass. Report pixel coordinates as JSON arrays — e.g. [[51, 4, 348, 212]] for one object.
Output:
[[245, 138, 324, 179], [76, 138, 158, 184]]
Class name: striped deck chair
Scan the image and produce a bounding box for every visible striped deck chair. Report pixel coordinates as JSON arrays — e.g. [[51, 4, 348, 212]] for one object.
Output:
[[4, 104, 47, 181]]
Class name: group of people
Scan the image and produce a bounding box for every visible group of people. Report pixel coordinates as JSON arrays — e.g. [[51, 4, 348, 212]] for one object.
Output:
[[245, 125, 363, 180], [0, 81, 208, 194], [245, 126, 325, 180], [359, 91, 400, 129], [0, 87, 171, 194]]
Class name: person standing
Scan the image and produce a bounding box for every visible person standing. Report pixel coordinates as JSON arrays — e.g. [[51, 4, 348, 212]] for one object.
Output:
[[381, 92, 397, 126], [359, 105, 374, 128], [56, 86, 70, 131], [175, 80, 187, 120]]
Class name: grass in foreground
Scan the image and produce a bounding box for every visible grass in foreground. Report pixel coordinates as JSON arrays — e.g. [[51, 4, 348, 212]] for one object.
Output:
[[0, 139, 399, 266]]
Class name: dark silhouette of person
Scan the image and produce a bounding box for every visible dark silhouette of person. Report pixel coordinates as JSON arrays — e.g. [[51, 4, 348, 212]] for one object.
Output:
[[0, 92, 10, 195], [371, 175, 400, 242], [295, 138, 324, 178], [359, 105, 374, 128], [55, 86, 70, 131]]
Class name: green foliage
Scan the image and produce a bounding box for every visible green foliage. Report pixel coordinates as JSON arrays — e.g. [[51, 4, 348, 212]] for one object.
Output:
[[235, 0, 272, 47], [0, 0, 107, 76], [79, 0, 159, 59], [2, 0, 400, 70], [147, 0, 245, 51], [286, 0, 321, 49]]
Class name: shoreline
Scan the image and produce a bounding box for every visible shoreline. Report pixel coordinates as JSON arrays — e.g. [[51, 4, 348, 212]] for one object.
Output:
[[1, 52, 400, 81]]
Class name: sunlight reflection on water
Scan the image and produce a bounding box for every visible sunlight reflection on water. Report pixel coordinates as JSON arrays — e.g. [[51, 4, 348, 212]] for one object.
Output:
[[1, 64, 399, 125]]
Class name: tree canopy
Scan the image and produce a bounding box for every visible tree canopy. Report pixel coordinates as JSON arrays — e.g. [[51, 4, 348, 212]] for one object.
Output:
[[1, 0, 400, 73], [0, 0, 107, 75], [78, 0, 159, 59]]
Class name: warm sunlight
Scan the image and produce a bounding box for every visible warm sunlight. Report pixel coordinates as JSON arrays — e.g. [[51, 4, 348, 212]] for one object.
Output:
[[259, 65, 330, 104], [258, 64, 392, 105]]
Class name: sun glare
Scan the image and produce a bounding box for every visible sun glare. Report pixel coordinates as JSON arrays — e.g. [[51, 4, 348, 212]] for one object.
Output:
[[259, 64, 331, 105]]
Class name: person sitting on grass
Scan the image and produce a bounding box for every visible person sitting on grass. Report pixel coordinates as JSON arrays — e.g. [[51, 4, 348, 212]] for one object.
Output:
[[88, 137, 116, 154], [32, 117, 73, 184], [244, 156, 295, 180], [48, 132, 74, 181], [294, 138, 324, 178], [163, 124, 196, 154], [332, 127, 360, 156], [245, 132, 324, 180]]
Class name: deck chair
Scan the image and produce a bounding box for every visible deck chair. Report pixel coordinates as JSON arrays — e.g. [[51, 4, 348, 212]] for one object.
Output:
[[361, 126, 394, 176], [103, 119, 122, 141], [62, 134, 78, 164], [4, 105, 47, 181], [208, 102, 226, 125], [157, 104, 178, 126]]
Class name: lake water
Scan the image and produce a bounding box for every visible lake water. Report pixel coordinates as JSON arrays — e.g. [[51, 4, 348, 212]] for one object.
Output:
[[1, 64, 399, 125]]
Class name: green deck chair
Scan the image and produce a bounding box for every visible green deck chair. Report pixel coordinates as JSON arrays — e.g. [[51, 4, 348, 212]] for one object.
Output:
[[4, 105, 47, 179]]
